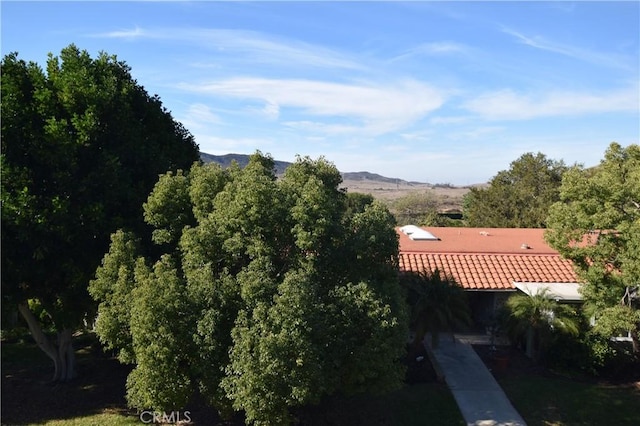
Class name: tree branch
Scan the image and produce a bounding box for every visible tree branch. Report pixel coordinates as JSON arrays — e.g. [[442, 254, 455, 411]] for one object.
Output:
[[17, 303, 58, 362]]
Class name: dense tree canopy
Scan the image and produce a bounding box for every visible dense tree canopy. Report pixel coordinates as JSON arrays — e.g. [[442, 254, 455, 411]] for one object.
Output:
[[546, 142, 640, 353], [464, 152, 567, 228], [90, 153, 408, 425], [388, 191, 440, 226], [1, 45, 199, 380]]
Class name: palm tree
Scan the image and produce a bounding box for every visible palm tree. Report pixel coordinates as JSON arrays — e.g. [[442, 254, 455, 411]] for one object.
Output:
[[401, 269, 471, 349], [504, 287, 580, 363]]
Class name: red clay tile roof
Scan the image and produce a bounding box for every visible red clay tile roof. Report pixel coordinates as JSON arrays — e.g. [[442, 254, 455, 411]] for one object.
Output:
[[398, 227, 580, 291], [399, 227, 558, 254]]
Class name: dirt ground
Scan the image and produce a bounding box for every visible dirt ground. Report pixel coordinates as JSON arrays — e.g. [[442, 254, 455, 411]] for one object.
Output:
[[341, 178, 471, 211]]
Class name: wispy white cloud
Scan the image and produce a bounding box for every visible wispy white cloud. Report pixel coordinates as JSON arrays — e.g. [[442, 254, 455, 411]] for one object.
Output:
[[547, 2, 576, 14], [399, 129, 434, 142], [463, 86, 639, 120], [193, 134, 276, 155], [178, 77, 446, 135], [429, 115, 470, 126], [449, 126, 505, 140], [91, 27, 364, 71], [390, 41, 467, 62], [502, 27, 634, 70], [177, 103, 221, 131], [96, 26, 146, 39], [7, 0, 637, 185], [281, 120, 366, 136], [423, 42, 466, 54], [259, 102, 280, 120]]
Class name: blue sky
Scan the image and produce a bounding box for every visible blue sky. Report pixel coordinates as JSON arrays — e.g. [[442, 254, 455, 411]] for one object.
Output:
[[2, 1, 638, 184]]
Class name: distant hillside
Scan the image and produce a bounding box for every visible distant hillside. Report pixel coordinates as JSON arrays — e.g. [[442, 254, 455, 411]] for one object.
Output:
[[200, 152, 292, 175], [341, 171, 424, 186], [199, 152, 423, 185], [199, 152, 471, 211]]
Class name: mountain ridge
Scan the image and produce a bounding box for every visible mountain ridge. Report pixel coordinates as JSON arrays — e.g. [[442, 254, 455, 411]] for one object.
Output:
[[200, 152, 429, 186]]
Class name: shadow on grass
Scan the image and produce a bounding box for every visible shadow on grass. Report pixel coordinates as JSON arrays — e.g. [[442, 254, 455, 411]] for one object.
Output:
[[500, 376, 640, 426], [295, 344, 464, 425], [2, 335, 463, 425], [2, 333, 136, 425], [473, 344, 640, 426], [297, 382, 464, 426]]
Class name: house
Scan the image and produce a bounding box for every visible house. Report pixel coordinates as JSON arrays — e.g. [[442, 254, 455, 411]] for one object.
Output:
[[397, 225, 582, 328]]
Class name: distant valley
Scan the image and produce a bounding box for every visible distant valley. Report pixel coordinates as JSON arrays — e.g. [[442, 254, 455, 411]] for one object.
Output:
[[200, 152, 471, 211], [200, 152, 462, 187]]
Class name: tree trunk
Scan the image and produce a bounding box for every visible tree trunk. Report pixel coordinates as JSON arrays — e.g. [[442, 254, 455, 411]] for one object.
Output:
[[17, 303, 76, 381], [630, 328, 639, 354], [525, 327, 535, 360]]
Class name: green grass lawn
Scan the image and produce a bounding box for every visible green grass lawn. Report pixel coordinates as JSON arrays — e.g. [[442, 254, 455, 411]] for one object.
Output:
[[472, 343, 640, 426], [500, 375, 640, 426], [5, 333, 638, 425], [298, 382, 465, 426], [26, 412, 141, 426], [2, 333, 464, 425], [2, 333, 137, 425]]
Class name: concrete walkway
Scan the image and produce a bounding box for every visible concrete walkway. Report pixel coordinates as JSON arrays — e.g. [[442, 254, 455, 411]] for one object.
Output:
[[425, 334, 527, 426]]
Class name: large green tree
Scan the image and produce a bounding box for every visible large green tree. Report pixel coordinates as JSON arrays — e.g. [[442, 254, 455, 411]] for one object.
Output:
[[1, 45, 199, 381], [90, 153, 408, 425], [546, 142, 640, 353], [464, 152, 567, 228]]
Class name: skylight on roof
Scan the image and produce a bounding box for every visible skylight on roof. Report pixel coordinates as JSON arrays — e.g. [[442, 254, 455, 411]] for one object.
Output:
[[400, 225, 439, 241]]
